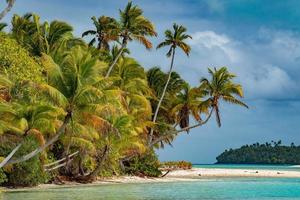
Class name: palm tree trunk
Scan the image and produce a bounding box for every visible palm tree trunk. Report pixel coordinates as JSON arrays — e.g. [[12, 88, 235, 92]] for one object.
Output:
[[4, 112, 72, 166], [149, 108, 214, 147], [88, 145, 109, 179], [148, 47, 176, 145], [0, 143, 22, 168], [0, 128, 32, 168], [105, 43, 126, 78], [0, 0, 15, 21]]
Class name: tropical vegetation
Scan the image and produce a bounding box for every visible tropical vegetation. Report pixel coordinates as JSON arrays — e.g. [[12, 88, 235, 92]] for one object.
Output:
[[216, 141, 300, 164], [0, 2, 247, 187]]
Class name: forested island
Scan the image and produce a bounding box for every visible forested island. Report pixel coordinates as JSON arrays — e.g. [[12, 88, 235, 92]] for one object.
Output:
[[216, 141, 300, 164]]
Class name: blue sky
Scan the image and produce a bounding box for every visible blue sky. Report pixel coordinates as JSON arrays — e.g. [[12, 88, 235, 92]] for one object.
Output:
[[1, 0, 300, 163]]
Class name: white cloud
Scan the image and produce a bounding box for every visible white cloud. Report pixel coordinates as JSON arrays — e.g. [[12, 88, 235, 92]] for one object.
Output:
[[189, 31, 240, 63], [243, 65, 294, 98], [185, 30, 298, 100]]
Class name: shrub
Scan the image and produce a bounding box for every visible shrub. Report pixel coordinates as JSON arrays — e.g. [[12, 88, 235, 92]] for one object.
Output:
[[0, 33, 44, 84], [6, 136, 49, 187], [0, 168, 7, 185], [125, 150, 162, 177], [160, 160, 192, 170]]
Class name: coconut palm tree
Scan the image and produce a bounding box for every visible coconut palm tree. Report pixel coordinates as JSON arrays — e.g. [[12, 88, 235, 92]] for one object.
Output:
[[200, 67, 248, 127], [149, 23, 191, 144], [11, 13, 82, 56], [171, 83, 209, 132], [105, 1, 157, 78], [30, 16, 81, 56], [11, 13, 35, 45], [4, 47, 111, 166], [0, 102, 63, 168], [0, 0, 15, 21], [82, 16, 119, 50], [149, 67, 248, 147]]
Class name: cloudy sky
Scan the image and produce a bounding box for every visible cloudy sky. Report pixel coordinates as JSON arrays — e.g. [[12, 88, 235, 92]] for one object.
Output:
[[1, 0, 300, 163]]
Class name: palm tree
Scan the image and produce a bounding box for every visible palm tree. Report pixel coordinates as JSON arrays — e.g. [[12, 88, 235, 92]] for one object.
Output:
[[4, 47, 111, 166], [0, 0, 16, 21], [0, 102, 63, 168], [0, 23, 7, 32], [82, 16, 119, 50], [105, 1, 157, 78], [31, 16, 81, 56], [11, 13, 82, 56], [149, 23, 191, 144], [171, 83, 209, 132], [200, 67, 248, 127], [11, 13, 35, 45]]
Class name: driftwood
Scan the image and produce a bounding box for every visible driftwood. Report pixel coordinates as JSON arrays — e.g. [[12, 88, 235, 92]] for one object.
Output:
[[44, 151, 79, 172], [160, 170, 171, 178]]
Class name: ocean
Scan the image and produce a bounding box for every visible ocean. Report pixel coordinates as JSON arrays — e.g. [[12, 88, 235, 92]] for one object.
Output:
[[2, 177, 300, 200]]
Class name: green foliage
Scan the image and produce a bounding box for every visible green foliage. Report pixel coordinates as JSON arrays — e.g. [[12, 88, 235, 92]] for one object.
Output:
[[216, 141, 300, 164], [6, 136, 49, 187], [160, 160, 192, 170], [0, 168, 7, 184], [125, 150, 162, 177], [0, 33, 44, 84]]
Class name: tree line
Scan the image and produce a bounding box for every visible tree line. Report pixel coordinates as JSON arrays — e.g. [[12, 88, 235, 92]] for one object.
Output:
[[0, 1, 247, 186], [216, 141, 300, 164]]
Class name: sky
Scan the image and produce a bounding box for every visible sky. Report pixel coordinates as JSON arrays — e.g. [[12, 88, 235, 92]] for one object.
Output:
[[1, 0, 300, 163]]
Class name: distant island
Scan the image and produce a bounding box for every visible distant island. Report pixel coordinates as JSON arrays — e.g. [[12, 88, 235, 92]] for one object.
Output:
[[216, 140, 300, 164]]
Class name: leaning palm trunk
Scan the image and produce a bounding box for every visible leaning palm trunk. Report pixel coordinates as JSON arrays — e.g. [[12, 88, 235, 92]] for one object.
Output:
[[0, 143, 22, 168], [0, 0, 15, 21], [88, 145, 109, 179], [76, 145, 109, 183], [148, 47, 176, 145], [105, 43, 126, 78], [4, 113, 72, 166], [149, 108, 214, 147]]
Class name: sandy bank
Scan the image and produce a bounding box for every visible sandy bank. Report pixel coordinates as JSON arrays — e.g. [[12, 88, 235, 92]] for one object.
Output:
[[167, 167, 300, 178], [1, 176, 197, 192], [2, 167, 300, 191]]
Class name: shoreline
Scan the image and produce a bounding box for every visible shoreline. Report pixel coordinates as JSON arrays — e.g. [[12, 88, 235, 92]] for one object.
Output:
[[2, 167, 300, 192]]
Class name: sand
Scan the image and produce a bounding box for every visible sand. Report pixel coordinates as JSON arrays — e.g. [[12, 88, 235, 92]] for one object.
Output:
[[2, 167, 300, 191], [166, 167, 300, 178]]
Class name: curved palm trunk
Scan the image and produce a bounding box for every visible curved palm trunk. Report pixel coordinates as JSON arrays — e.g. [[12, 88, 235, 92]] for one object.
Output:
[[77, 145, 109, 182], [88, 145, 109, 178], [0, 143, 22, 168], [149, 108, 214, 147], [0, 0, 15, 21], [4, 113, 72, 166], [105, 43, 126, 78], [148, 47, 176, 145], [0, 128, 36, 168]]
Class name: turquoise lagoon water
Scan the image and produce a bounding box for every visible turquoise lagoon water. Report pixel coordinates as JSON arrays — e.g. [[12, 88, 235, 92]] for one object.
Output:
[[2, 178, 300, 200]]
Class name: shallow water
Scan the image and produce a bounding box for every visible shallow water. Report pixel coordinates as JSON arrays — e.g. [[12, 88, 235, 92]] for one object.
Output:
[[2, 178, 300, 200]]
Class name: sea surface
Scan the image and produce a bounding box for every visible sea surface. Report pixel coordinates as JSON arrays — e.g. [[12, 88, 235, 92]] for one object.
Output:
[[2, 178, 300, 200]]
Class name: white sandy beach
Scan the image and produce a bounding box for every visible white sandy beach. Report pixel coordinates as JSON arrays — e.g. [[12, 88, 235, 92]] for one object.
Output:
[[2, 167, 300, 191], [166, 167, 300, 178]]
